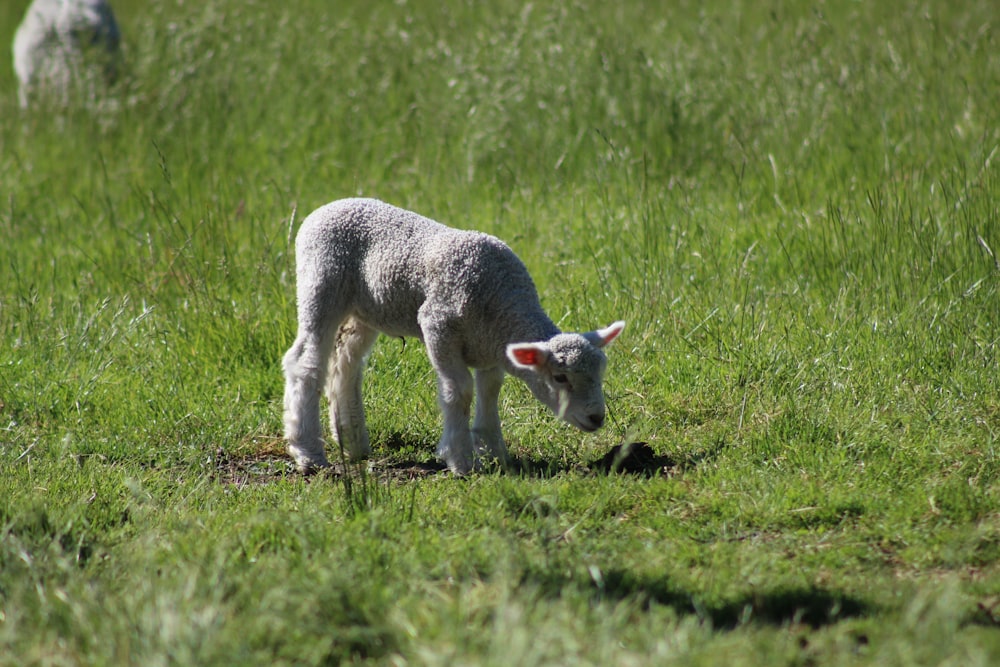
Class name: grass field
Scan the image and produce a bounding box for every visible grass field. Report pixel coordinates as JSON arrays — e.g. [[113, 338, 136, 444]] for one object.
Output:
[[2, 0, 999, 664]]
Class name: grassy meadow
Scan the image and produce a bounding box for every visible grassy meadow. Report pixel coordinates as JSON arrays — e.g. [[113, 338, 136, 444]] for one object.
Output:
[[2, 0, 999, 663]]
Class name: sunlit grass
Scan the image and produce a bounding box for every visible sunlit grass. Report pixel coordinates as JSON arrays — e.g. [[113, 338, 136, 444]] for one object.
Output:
[[1, 0, 999, 664]]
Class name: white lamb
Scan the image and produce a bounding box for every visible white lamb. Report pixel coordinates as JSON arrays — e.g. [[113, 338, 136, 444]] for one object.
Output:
[[12, 0, 121, 108], [282, 198, 625, 475]]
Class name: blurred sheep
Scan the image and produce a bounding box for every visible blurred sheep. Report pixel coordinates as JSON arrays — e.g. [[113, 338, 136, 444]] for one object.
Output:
[[12, 0, 121, 108]]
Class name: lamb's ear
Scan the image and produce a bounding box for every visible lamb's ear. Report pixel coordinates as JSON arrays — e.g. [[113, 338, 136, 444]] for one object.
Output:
[[507, 343, 551, 370], [588, 320, 625, 348]]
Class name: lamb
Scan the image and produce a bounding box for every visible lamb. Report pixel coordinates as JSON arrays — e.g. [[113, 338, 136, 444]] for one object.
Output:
[[12, 0, 121, 108], [282, 198, 625, 475]]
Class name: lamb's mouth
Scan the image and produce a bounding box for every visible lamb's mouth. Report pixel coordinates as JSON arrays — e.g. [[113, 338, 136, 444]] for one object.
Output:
[[569, 416, 602, 432]]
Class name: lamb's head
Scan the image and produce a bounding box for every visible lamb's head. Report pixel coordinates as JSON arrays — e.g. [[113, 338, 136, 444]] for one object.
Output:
[[506, 321, 625, 432]]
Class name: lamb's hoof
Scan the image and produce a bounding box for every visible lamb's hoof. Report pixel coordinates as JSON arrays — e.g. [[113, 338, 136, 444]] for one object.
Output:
[[445, 461, 474, 477], [439, 453, 475, 476], [437, 442, 474, 476], [288, 445, 330, 475], [297, 459, 331, 476]]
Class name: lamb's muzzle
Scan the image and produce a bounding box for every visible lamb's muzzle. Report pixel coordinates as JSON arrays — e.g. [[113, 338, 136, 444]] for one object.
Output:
[[282, 198, 625, 475]]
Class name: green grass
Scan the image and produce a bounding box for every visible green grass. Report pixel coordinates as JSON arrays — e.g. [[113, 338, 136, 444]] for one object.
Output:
[[2, 0, 999, 664]]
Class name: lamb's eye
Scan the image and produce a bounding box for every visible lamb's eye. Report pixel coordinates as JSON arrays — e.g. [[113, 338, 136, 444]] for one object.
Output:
[[553, 373, 569, 385]]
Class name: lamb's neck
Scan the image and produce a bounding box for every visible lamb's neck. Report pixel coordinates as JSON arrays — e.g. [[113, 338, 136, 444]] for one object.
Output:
[[504, 308, 561, 345]]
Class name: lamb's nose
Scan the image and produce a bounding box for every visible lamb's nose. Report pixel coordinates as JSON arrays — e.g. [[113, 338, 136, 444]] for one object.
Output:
[[589, 413, 605, 429]]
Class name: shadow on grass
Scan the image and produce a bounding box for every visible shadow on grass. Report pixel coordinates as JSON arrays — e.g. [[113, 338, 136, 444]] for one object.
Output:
[[600, 438, 730, 477], [2, 506, 101, 567], [587, 441, 679, 476], [219, 435, 729, 484], [707, 587, 870, 629], [515, 438, 730, 479], [531, 566, 872, 629]]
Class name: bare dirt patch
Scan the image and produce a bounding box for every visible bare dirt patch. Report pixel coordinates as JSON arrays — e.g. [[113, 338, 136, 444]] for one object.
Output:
[[209, 442, 448, 487], [211, 439, 687, 486]]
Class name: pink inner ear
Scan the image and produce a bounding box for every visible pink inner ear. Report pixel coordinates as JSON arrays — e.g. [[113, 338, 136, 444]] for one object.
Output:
[[511, 346, 543, 367], [601, 322, 624, 346]]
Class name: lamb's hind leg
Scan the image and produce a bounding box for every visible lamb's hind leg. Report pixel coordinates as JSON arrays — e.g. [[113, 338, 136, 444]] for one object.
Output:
[[283, 267, 347, 474], [283, 326, 338, 473], [327, 317, 378, 461]]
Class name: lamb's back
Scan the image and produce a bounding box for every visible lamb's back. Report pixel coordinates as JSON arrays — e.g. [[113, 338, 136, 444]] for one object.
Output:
[[300, 198, 531, 300], [296, 198, 550, 352], [297, 198, 456, 289]]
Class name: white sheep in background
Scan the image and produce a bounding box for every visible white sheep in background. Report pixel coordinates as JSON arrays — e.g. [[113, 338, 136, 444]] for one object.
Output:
[[12, 0, 121, 108], [282, 198, 625, 475]]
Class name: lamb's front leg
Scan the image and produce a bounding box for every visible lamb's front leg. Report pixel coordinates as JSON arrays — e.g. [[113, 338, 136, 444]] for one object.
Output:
[[433, 363, 476, 475], [420, 312, 477, 474], [473, 367, 511, 467]]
